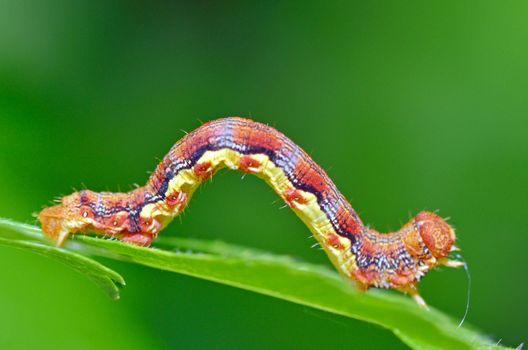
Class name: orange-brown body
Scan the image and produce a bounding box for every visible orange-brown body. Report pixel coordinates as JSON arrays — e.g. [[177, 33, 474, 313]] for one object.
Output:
[[38, 117, 462, 305]]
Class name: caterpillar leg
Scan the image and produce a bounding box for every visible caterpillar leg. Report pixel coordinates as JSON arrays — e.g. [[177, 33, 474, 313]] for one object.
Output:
[[400, 284, 428, 309], [410, 290, 428, 309], [393, 259, 463, 308], [121, 233, 155, 247]]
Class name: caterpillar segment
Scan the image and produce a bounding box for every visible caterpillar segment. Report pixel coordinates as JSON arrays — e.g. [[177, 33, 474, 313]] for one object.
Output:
[[38, 117, 462, 306]]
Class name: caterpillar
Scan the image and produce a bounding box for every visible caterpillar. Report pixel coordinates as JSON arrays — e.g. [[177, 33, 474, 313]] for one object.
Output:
[[38, 117, 463, 306]]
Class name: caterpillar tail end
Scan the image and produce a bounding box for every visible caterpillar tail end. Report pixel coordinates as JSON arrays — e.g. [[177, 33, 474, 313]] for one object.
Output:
[[37, 202, 72, 247]]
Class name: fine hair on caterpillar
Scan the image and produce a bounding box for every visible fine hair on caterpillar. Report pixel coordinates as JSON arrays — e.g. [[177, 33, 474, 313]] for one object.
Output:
[[37, 117, 465, 306], [453, 253, 471, 328]]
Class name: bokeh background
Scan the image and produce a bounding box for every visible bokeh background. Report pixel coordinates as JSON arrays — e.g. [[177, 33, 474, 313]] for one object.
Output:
[[0, 1, 527, 349]]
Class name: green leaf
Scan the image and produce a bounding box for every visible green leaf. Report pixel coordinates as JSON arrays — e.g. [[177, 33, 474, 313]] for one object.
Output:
[[0, 219, 125, 300], [0, 218, 507, 350]]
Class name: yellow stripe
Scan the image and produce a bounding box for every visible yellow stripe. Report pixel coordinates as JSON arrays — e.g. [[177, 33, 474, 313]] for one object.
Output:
[[139, 149, 357, 279]]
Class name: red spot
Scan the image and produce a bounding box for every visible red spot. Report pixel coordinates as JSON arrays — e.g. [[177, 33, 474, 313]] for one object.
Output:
[[139, 216, 161, 234], [166, 191, 187, 210], [102, 212, 127, 228], [239, 155, 261, 172], [194, 161, 212, 180], [284, 188, 307, 208], [79, 206, 94, 219], [166, 191, 180, 207], [327, 234, 344, 250]]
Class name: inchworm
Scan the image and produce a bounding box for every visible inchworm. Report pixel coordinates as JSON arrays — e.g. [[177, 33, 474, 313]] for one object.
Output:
[[38, 117, 464, 306]]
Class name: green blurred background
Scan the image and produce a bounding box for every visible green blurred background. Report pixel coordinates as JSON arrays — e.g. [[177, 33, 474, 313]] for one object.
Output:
[[0, 1, 526, 349]]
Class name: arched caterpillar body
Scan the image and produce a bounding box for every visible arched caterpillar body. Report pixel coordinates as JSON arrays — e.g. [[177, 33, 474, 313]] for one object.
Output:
[[38, 117, 462, 305]]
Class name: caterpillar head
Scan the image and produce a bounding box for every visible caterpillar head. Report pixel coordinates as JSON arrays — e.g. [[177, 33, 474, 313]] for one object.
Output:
[[37, 192, 87, 246], [415, 211, 456, 259]]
